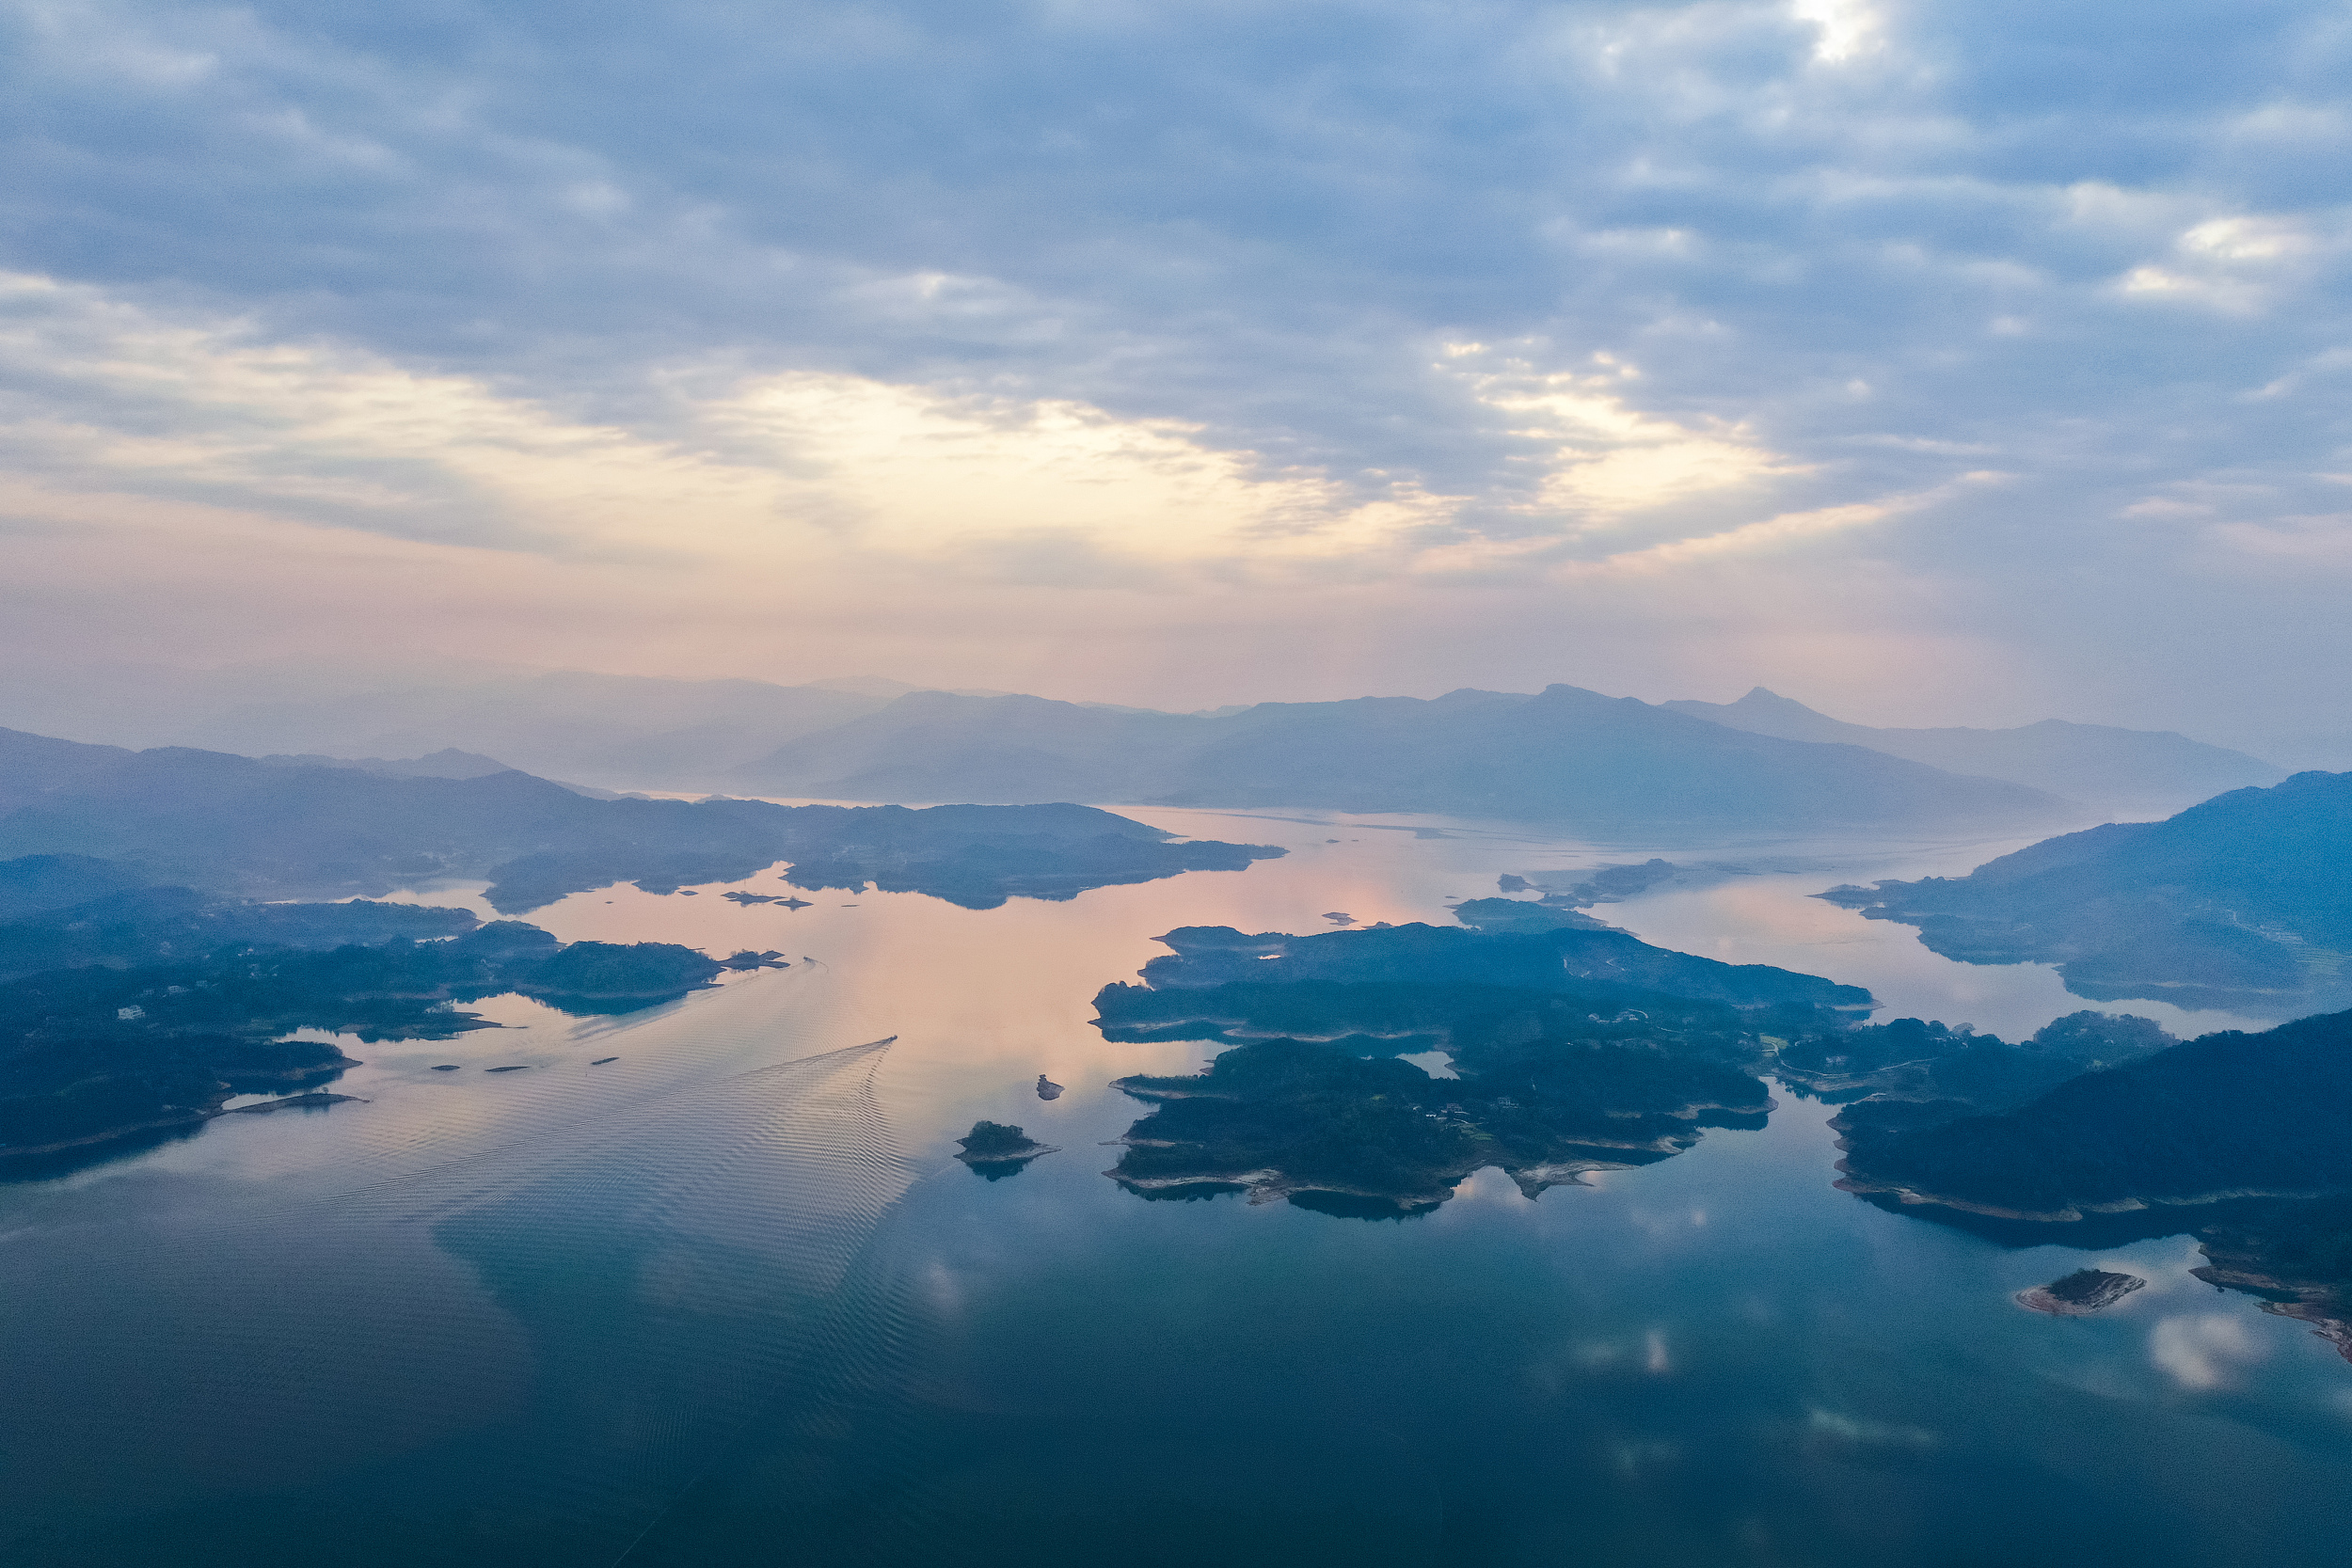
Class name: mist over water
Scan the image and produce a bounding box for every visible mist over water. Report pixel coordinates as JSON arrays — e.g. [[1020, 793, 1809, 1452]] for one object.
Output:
[[2, 811, 2340, 1565]]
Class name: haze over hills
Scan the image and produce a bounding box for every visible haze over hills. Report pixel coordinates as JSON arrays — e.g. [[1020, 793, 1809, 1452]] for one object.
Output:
[[1663, 688, 2281, 816], [0, 664, 1209, 793], [0, 727, 1282, 912], [734, 685, 2079, 833], [256, 748, 516, 781], [1822, 769, 2352, 1016], [0, 663, 899, 791], [0, 662, 2276, 818]]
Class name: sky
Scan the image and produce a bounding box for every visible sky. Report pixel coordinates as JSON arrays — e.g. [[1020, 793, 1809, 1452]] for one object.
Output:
[[1, 0, 2348, 753]]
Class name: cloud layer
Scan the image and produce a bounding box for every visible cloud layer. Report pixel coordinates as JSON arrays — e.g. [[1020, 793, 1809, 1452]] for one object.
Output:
[[2, 0, 2348, 749]]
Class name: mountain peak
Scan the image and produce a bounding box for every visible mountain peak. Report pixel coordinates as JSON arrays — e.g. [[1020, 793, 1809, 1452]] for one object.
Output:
[[1732, 687, 1827, 716]]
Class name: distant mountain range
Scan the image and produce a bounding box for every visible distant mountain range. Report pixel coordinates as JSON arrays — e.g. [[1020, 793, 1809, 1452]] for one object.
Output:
[[1821, 769, 2352, 1015], [3, 662, 2280, 831], [732, 685, 2079, 833], [0, 728, 1281, 911], [0, 664, 902, 790], [255, 748, 628, 800], [1663, 688, 2281, 816], [0, 664, 1142, 792]]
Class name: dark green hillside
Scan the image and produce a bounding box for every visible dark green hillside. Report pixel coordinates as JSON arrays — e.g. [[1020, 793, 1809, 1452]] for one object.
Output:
[[1835, 1008, 2352, 1219], [1126, 920, 1872, 1011], [1109, 1031, 1773, 1215]]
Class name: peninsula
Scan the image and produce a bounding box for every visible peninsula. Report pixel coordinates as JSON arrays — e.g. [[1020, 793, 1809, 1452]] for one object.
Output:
[[1819, 769, 2352, 1015]]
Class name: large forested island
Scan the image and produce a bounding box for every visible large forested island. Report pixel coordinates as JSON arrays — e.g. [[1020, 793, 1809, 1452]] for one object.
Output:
[[1091, 921, 1866, 1215], [0, 727, 1282, 911], [1820, 769, 2352, 1014], [1116, 919, 1873, 1011]]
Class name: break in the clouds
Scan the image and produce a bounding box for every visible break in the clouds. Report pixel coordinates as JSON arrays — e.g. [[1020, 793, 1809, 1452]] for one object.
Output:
[[1, 0, 2348, 746]]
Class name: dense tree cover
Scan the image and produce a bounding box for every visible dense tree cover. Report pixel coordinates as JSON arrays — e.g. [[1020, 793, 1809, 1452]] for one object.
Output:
[[1833, 1008, 2352, 1220], [1109, 1025, 1776, 1216], [0, 884, 477, 980], [2194, 1195, 2352, 1359], [1125, 921, 1872, 1011], [0, 921, 723, 1164], [1094, 925, 1844, 1215]]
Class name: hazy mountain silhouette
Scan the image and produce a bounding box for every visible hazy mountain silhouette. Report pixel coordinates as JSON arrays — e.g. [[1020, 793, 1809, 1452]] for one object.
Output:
[[1822, 770, 2352, 1014], [734, 685, 2078, 832], [0, 728, 137, 811], [257, 748, 626, 799], [258, 747, 514, 779], [12, 663, 2266, 824], [0, 663, 899, 790], [0, 854, 148, 921], [0, 728, 1282, 911], [1664, 687, 2280, 816]]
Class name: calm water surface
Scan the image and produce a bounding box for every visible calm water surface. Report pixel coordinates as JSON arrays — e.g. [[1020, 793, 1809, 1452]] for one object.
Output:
[[2, 811, 2344, 1566]]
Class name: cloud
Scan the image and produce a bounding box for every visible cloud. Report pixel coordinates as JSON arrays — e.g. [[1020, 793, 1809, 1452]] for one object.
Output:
[[2, 0, 2351, 743], [2149, 1312, 2266, 1390], [0, 269, 1451, 581], [0, 269, 1863, 592]]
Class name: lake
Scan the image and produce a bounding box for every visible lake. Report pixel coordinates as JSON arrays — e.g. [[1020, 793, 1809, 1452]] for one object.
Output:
[[2, 808, 2344, 1567]]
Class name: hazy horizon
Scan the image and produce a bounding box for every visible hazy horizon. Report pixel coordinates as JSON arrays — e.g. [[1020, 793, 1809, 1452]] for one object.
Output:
[[1, 651, 2323, 765]]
